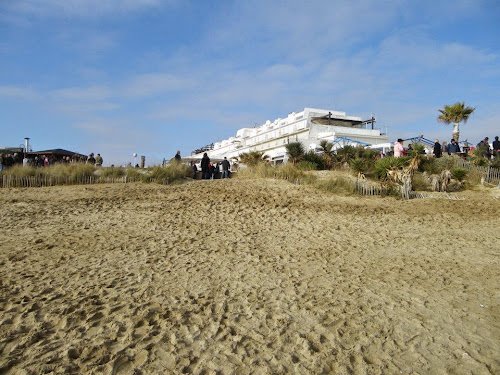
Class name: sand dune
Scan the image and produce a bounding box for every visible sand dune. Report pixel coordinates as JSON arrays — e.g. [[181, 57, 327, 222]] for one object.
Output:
[[0, 179, 499, 374]]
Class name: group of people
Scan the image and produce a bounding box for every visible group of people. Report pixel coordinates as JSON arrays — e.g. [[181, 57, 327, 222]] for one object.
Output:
[[197, 153, 231, 180], [172, 151, 231, 180], [0, 152, 103, 171], [432, 138, 462, 158], [393, 136, 500, 159]]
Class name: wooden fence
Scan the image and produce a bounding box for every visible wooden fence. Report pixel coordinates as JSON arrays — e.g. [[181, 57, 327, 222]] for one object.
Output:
[[354, 179, 390, 197], [453, 159, 500, 184], [0, 175, 172, 188]]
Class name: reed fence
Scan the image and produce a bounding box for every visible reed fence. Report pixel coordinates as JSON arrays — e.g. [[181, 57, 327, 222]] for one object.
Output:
[[452, 159, 500, 184], [0, 175, 172, 188], [354, 179, 390, 197]]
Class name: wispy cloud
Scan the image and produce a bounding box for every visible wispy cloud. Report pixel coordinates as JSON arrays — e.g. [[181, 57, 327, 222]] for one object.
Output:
[[0, 85, 40, 100], [2, 0, 173, 18], [122, 73, 197, 98]]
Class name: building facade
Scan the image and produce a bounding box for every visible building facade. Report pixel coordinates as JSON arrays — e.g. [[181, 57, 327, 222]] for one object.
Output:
[[192, 108, 389, 164]]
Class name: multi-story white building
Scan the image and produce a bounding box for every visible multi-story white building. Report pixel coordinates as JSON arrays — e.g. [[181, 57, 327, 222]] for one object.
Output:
[[192, 108, 389, 164]]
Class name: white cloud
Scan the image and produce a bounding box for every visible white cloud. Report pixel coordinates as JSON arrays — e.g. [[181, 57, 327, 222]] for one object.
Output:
[[0, 85, 40, 100], [122, 73, 197, 98], [50, 85, 113, 101]]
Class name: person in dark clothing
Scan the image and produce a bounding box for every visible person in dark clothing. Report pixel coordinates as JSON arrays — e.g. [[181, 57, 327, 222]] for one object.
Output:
[[87, 153, 96, 165], [476, 137, 491, 158], [210, 163, 217, 180], [190, 161, 198, 179], [448, 139, 460, 154], [221, 157, 230, 178], [200, 153, 210, 180], [174, 151, 181, 162], [433, 139, 442, 158], [493, 136, 500, 157]]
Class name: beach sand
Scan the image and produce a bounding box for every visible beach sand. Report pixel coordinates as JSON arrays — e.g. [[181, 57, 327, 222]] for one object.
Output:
[[0, 178, 498, 374]]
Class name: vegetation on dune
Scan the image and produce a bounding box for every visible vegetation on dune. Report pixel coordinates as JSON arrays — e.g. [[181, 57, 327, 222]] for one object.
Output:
[[237, 151, 269, 166], [0, 162, 192, 186], [285, 142, 305, 164]]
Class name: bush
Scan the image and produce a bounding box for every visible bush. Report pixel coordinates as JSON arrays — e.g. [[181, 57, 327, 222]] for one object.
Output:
[[408, 143, 426, 158], [350, 158, 366, 175], [412, 173, 432, 191], [238, 151, 269, 166], [451, 167, 468, 182], [302, 151, 325, 169], [285, 142, 305, 164], [334, 145, 357, 163], [375, 156, 410, 179], [490, 156, 500, 169]]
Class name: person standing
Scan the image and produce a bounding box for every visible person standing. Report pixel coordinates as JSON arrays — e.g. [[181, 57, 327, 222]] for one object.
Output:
[[493, 136, 500, 157], [394, 139, 405, 158], [221, 157, 230, 178], [200, 153, 210, 180], [448, 139, 460, 155], [190, 161, 198, 179], [87, 153, 96, 165], [433, 139, 442, 158], [174, 151, 181, 162], [95, 153, 103, 167]]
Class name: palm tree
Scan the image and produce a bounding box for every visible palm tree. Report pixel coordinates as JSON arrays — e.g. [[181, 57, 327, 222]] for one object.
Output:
[[285, 142, 305, 164], [238, 150, 269, 166], [437, 101, 475, 142], [319, 140, 334, 169]]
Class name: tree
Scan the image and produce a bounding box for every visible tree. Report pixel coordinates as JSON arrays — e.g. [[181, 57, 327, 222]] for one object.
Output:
[[319, 140, 334, 169], [437, 102, 475, 142], [285, 142, 305, 164], [238, 150, 269, 166]]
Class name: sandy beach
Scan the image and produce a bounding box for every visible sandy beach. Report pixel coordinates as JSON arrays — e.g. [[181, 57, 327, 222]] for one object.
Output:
[[0, 178, 499, 374]]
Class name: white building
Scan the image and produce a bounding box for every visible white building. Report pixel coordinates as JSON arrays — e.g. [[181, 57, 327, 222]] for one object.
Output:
[[192, 108, 389, 164]]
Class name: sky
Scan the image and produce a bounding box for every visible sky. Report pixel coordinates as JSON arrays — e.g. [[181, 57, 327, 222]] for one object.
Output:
[[1, 0, 499, 166]]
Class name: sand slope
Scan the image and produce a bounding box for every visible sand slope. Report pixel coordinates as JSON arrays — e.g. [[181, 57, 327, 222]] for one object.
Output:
[[0, 179, 499, 374]]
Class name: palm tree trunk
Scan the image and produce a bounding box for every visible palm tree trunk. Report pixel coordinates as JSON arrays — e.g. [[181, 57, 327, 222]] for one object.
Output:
[[452, 122, 460, 142]]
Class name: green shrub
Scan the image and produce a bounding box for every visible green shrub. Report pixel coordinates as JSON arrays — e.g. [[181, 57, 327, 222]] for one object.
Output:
[[420, 158, 438, 174], [285, 142, 305, 164], [489, 157, 500, 169], [238, 151, 269, 166], [350, 158, 366, 175], [471, 156, 488, 166], [451, 167, 468, 182], [302, 151, 325, 169], [375, 156, 410, 179], [334, 145, 357, 163], [408, 143, 426, 158], [412, 173, 432, 191]]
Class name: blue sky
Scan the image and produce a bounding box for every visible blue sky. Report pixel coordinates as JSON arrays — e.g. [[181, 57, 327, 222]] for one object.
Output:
[[1, 0, 499, 166]]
